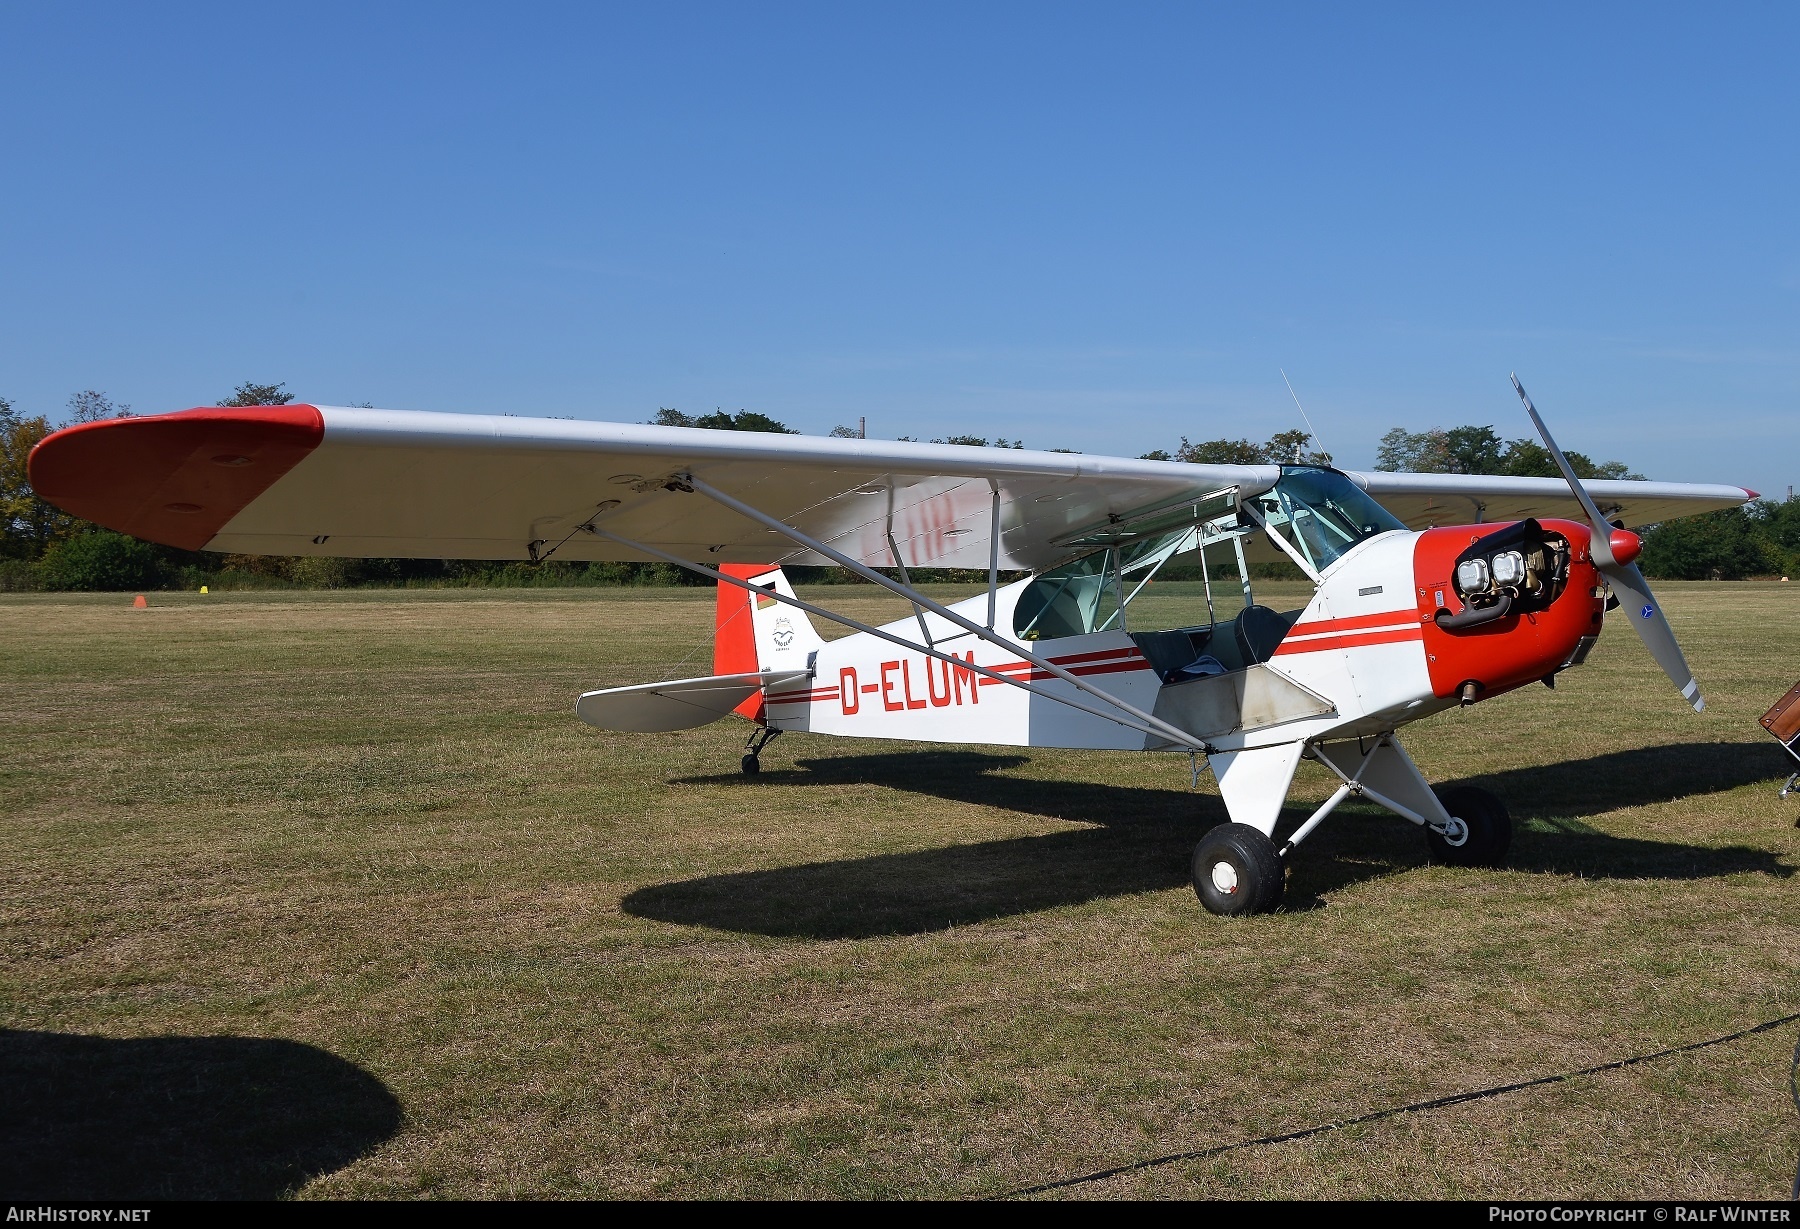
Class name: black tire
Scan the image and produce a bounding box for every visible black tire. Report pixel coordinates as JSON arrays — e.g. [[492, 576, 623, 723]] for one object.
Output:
[[741, 754, 761, 776], [1426, 785, 1511, 867], [1191, 823, 1285, 916]]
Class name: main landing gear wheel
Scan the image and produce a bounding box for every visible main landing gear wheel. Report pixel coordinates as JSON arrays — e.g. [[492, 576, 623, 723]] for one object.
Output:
[[740, 754, 761, 776], [1427, 785, 1512, 867], [1191, 823, 1285, 916]]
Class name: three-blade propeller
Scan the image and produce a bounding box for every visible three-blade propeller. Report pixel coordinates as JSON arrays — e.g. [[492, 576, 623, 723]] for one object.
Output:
[[1509, 374, 1704, 712]]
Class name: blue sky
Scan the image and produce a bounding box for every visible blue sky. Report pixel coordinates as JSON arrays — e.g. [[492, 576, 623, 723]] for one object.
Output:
[[1, 3, 1794, 494]]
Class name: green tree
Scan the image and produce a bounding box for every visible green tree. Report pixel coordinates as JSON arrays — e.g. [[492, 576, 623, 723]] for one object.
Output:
[[1173, 428, 1326, 466], [1265, 428, 1331, 465], [1375, 427, 1452, 472], [37, 530, 165, 591], [0, 400, 76, 560], [1379, 425, 1514, 474], [1758, 498, 1800, 571], [1442, 425, 1505, 474], [1638, 506, 1776, 580], [1496, 438, 1638, 480], [218, 382, 295, 407], [934, 435, 1023, 448], [287, 556, 357, 588], [1377, 423, 1639, 480], [1177, 436, 1266, 465], [65, 390, 132, 424], [653, 407, 796, 433]]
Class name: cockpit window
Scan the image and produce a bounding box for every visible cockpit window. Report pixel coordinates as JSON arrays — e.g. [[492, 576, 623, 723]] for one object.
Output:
[[1010, 468, 1403, 641], [1012, 529, 1193, 640], [1250, 467, 1405, 574]]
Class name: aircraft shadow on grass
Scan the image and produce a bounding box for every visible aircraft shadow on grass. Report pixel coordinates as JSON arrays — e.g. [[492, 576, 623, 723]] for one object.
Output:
[[0, 1030, 401, 1199], [624, 742, 1796, 939]]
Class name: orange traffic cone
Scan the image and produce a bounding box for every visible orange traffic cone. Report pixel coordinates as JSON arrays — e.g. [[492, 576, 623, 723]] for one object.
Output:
[[132, 595, 148, 608]]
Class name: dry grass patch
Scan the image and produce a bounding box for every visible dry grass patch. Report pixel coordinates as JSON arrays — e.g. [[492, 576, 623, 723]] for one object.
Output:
[[2, 581, 1798, 1198]]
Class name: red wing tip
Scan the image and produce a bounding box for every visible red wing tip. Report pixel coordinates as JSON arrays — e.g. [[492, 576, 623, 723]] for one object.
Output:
[[1744, 488, 1761, 500], [27, 404, 324, 550], [32, 403, 321, 446]]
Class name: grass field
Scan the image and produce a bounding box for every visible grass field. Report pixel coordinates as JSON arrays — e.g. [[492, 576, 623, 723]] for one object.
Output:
[[3, 580, 1799, 1199]]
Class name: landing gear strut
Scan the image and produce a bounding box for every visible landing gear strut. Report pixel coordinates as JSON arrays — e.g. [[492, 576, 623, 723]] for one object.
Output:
[[742, 726, 781, 776], [1194, 734, 1518, 916]]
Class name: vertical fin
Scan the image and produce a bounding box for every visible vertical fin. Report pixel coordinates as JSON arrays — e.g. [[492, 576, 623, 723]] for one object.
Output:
[[715, 564, 825, 721], [716, 564, 769, 720], [746, 567, 825, 665]]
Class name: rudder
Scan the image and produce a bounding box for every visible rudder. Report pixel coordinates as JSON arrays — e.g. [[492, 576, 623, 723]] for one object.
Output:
[[714, 565, 824, 720]]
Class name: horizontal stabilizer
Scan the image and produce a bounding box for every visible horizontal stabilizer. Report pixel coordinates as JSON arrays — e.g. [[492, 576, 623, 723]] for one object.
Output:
[[575, 670, 812, 733]]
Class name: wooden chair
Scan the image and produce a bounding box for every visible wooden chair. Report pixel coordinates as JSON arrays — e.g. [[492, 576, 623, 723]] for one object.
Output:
[[1761, 680, 1800, 799]]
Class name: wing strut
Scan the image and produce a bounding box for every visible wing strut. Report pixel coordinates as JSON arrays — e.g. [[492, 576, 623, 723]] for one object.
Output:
[[676, 473, 1210, 753], [885, 530, 934, 650], [585, 524, 1208, 751], [986, 480, 1001, 631]]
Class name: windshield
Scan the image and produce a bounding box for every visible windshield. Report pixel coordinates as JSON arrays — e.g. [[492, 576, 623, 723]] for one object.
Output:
[[1250, 467, 1406, 574]]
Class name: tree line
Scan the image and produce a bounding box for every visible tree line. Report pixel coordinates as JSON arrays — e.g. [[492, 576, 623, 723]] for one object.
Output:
[[1176, 422, 1797, 578], [1, 392, 1791, 589], [1366, 423, 1798, 580]]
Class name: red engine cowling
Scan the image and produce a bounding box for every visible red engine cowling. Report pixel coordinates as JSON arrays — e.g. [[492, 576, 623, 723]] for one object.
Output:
[[1412, 517, 1606, 703]]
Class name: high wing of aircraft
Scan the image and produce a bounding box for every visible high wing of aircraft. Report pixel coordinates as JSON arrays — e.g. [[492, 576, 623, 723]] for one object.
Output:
[[27, 402, 1744, 567], [29, 381, 1757, 916]]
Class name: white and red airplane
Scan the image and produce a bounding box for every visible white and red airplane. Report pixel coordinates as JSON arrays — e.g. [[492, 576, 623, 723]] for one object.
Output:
[[30, 378, 1754, 915]]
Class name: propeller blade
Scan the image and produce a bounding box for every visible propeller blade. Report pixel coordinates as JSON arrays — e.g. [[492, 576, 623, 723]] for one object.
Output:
[[1510, 374, 1704, 712], [1594, 559, 1704, 711], [1510, 374, 1620, 566]]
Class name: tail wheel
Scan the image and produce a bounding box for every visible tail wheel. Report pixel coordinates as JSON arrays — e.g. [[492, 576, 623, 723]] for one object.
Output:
[[1427, 785, 1512, 867], [1191, 823, 1285, 916], [741, 727, 779, 777]]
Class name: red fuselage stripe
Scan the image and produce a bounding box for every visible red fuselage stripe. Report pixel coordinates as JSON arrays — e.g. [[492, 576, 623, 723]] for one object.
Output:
[[1286, 610, 1421, 637], [1273, 627, 1424, 655], [978, 659, 1154, 685], [763, 647, 1153, 705], [767, 688, 840, 704], [1042, 646, 1143, 666]]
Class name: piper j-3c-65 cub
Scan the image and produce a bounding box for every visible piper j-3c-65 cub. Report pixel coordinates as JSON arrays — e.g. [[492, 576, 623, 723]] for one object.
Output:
[[29, 377, 1756, 915]]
